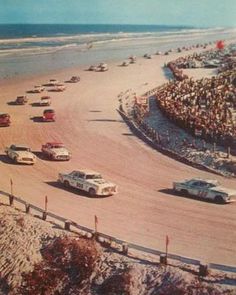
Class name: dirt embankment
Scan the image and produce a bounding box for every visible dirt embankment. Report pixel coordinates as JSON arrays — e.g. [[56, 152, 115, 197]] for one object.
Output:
[[0, 205, 235, 295]]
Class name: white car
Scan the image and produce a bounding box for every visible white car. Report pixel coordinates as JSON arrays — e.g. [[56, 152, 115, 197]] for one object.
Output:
[[38, 96, 51, 106], [30, 85, 45, 93], [173, 178, 236, 204], [42, 142, 71, 161], [58, 169, 117, 196], [5, 144, 36, 165]]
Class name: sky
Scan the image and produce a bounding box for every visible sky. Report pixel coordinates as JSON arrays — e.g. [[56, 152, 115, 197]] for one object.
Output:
[[0, 0, 235, 27]]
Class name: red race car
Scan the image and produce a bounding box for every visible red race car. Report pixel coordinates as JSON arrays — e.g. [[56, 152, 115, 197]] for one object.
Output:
[[0, 113, 11, 127], [43, 109, 55, 122]]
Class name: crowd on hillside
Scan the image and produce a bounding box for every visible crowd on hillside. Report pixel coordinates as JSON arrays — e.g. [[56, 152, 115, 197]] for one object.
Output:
[[166, 45, 236, 82], [156, 68, 236, 147]]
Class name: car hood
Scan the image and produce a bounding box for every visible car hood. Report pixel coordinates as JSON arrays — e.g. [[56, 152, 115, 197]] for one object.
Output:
[[210, 186, 236, 196], [51, 148, 69, 155], [15, 151, 34, 158], [88, 179, 116, 187]]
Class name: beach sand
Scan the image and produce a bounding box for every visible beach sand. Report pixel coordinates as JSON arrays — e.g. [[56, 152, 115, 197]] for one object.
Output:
[[0, 45, 236, 268], [1, 204, 236, 293]]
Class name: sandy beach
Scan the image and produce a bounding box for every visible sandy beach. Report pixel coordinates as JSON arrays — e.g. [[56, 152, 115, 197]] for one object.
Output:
[[0, 43, 236, 271]]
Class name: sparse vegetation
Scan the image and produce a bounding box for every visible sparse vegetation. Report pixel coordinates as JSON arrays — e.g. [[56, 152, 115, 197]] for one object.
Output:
[[18, 237, 99, 295]]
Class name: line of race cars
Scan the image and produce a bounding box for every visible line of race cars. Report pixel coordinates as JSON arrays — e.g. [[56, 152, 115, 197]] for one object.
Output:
[[1, 75, 119, 197], [2, 76, 236, 201], [0, 77, 81, 126]]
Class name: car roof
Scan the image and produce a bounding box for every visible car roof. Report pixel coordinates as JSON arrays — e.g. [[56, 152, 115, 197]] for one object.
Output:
[[188, 178, 219, 184], [72, 169, 100, 175], [11, 144, 30, 148], [47, 142, 63, 145]]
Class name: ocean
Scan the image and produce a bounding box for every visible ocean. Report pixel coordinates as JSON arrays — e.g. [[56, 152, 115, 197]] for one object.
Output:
[[0, 24, 235, 79]]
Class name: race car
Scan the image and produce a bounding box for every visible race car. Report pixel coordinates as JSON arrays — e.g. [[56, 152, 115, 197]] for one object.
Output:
[[173, 178, 236, 204], [0, 113, 11, 127], [29, 85, 45, 93], [38, 96, 51, 106], [5, 144, 36, 164], [68, 76, 80, 83], [15, 95, 28, 105], [43, 109, 55, 122], [58, 169, 117, 196], [49, 85, 66, 92], [41, 142, 71, 160]]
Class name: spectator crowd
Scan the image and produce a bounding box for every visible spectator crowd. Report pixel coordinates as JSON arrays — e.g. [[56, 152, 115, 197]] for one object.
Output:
[[156, 67, 236, 148]]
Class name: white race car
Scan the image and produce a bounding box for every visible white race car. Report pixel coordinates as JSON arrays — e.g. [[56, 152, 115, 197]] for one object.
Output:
[[42, 142, 71, 161], [5, 144, 36, 165], [173, 178, 236, 204], [58, 169, 117, 196]]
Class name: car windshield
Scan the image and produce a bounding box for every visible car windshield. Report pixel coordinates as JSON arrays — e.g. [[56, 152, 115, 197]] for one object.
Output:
[[86, 174, 102, 180], [51, 144, 64, 148], [207, 183, 217, 188], [14, 147, 30, 151]]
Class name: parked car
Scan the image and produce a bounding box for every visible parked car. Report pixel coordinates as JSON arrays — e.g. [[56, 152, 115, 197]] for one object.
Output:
[[58, 169, 117, 196], [43, 109, 55, 122], [38, 96, 51, 106], [0, 113, 11, 127], [173, 178, 236, 203], [15, 95, 28, 105], [41, 142, 71, 160], [68, 76, 80, 83], [5, 144, 36, 164]]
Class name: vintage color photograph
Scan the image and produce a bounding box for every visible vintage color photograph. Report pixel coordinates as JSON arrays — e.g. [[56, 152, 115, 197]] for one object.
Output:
[[0, 0, 236, 294]]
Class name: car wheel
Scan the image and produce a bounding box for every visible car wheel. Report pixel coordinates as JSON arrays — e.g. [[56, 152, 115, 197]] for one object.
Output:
[[180, 189, 189, 196], [88, 188, 96, 197], [64, 180, 70, 188], [13, 156, 18, 164], [214, 195, 224, 204]]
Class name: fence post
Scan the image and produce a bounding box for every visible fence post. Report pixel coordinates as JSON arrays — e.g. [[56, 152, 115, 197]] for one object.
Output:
[[25, 203, 30, 214], [199, 262, 209, 277], [64, 220, 71, 231], [9, 195, 14, 206], [160, 254, 167, 265], [122, 243, 128, 255], [42, 211, 47, 221]]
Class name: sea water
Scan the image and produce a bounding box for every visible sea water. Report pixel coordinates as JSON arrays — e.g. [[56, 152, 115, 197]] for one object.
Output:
[[0, 24, 235, 79]]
